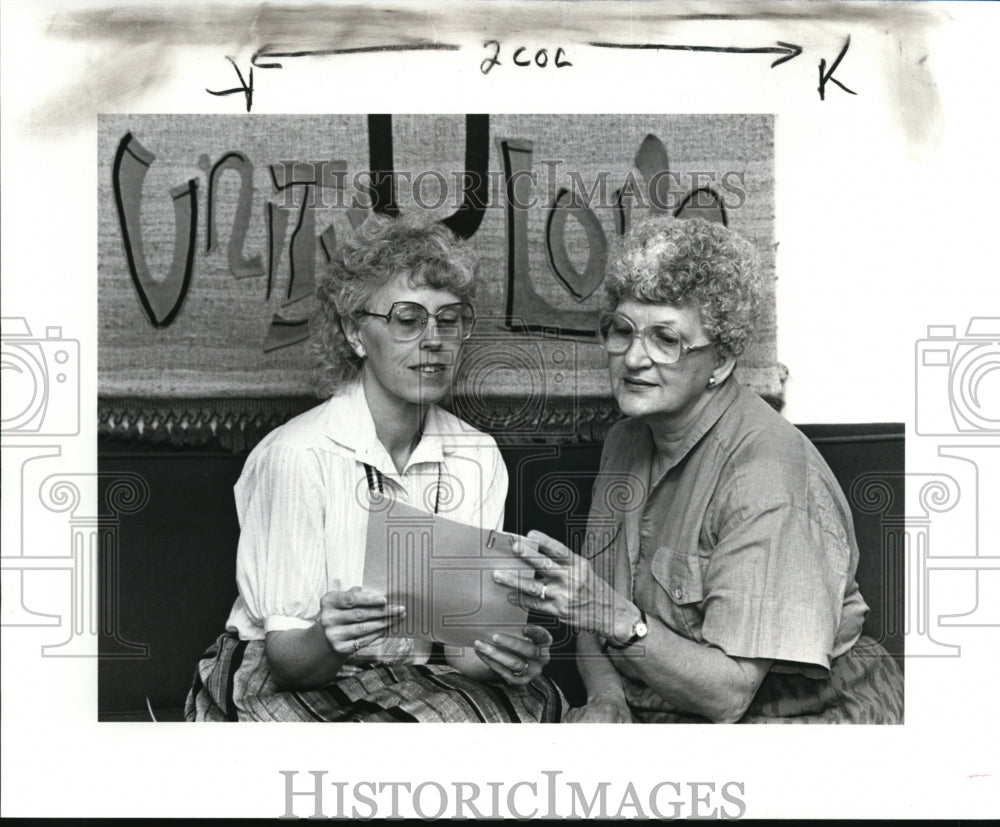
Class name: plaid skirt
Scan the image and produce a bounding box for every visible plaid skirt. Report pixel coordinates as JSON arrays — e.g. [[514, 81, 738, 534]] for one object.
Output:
[[625, 635, 905, 724], [184, 631, 565, 723]]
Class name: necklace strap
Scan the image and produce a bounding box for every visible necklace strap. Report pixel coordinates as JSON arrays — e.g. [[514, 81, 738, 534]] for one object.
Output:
[[363, 463, 384, 494], [363, 462, 441, 513]]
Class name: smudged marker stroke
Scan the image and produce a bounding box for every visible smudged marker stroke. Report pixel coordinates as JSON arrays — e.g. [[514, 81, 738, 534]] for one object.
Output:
[[588, 40, 802, 68], [207, 43, 459, 111]]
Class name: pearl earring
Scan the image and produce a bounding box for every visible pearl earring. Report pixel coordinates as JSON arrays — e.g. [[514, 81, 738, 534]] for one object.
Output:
[[707, 376, 716, 388]]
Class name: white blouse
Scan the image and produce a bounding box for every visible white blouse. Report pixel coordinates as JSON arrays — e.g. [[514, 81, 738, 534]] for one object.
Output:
[[224, 379, 509, 665]]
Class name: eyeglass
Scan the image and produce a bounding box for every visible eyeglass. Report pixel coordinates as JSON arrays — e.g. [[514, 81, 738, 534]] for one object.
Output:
[[358, 301, 476, 342], [597, 312, 715, 365]]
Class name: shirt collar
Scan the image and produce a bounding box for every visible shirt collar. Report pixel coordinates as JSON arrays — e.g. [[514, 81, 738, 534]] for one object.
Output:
[[630, 375, 742, 483], [322, 380, 449, 474]]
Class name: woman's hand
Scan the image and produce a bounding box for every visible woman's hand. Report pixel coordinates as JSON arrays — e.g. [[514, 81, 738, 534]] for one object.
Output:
[[318, 583, 406, 656], [472, 624, 552, 686], [493, 531, 627, 640], [564, 699, 633, 723]]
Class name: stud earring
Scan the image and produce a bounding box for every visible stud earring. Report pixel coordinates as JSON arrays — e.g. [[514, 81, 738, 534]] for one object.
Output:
[[707, 376, 717, 388]]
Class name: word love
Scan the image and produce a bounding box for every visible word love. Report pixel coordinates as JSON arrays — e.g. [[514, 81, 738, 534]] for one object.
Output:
[[110, 116, 732, 350]]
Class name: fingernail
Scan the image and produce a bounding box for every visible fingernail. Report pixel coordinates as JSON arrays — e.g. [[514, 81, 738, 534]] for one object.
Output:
[[491, 634, 500, 643], [492, 572, 502, 583], [473, 640, 486, 651]]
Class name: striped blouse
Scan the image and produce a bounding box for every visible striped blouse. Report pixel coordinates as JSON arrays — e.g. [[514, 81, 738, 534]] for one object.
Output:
[[223, 379, 508, 668]]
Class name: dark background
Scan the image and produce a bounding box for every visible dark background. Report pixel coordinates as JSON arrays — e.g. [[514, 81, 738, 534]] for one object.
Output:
[[97, 422, 904, 720]]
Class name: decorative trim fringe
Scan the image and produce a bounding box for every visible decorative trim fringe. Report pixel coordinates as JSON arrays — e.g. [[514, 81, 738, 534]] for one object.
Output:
[[99, 390, 786, 452]]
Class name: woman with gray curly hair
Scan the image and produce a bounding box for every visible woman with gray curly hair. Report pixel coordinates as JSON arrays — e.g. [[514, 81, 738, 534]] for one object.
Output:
[[186, 214, 563, 722], [495, 215, 903, 724]]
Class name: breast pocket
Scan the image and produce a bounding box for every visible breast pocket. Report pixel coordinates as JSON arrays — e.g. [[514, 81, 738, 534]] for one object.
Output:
[[649, 545, 706, 640]]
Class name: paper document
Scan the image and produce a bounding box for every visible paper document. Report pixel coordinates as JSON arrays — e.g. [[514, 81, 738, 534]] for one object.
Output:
[[363, 497, 537, 648]]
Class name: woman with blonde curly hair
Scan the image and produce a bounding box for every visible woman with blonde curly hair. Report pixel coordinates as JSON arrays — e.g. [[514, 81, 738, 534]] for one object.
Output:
[[496, 215, 904, 724], [186, 214, 563, 722]]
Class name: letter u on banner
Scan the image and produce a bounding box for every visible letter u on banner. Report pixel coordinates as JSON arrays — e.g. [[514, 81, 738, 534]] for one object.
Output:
[[112, 132, 198, 328], [366, 114, 490, 239]]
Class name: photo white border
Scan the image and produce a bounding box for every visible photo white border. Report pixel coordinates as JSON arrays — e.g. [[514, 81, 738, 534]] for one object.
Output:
[[2, 0, 998, 818]]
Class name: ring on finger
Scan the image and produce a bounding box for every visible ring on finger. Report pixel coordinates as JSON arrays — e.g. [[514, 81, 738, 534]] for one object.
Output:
[[513, 662, 529, 677], [539, 583, 548, 601], [353, 639, 362, 654]]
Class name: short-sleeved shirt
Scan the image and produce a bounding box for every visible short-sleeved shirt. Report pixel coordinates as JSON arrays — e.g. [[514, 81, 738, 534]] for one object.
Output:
[[224, 379, 508, 668], [584, 377, 869, 696]]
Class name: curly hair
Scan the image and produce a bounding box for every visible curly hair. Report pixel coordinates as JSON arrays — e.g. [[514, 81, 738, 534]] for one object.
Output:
[[604, 216, 763, 358], [311, 213, 479, 397]]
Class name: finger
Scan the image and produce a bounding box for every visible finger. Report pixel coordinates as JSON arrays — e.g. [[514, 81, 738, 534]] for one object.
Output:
[[328, 604, 405, 624], [473, 639, 527, 676], [354, 629, 390, 649], [522, 624, 554, 646], [510, 538, 565, 574], [333, 628, 388, 655], [501, 571, 553, 600], [330, 617, 395, 641], [487, 632, 540, 661], [525, 530, 574, 562], [492, 568, 525, 589], [492, 569, 556, 604], [324, 588, 389, 610], [474, 651, 529, 684], [506, 591, 559, 617]]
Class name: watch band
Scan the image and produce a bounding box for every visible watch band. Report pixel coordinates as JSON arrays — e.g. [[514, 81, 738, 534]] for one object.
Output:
[[601, 608, 648, 653]]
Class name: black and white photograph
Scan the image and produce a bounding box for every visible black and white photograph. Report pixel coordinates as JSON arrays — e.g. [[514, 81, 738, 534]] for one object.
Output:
[[2, 0, 998, 820]]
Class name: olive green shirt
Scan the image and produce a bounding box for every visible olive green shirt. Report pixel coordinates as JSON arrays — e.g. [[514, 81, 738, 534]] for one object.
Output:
[[584, 377, 869, 716]]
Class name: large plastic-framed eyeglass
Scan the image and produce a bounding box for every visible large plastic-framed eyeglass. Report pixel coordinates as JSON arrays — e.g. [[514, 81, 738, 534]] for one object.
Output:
[[597, 312, 715, 365], [358, 301, 476, 342]]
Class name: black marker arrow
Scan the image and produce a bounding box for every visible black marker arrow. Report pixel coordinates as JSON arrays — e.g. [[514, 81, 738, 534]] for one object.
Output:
[[252, 41, 459, 69], [588, 40, 802, 68]]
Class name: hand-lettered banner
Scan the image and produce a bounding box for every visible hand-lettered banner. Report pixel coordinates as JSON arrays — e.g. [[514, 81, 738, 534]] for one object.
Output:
[[98, 114, 778, 409]]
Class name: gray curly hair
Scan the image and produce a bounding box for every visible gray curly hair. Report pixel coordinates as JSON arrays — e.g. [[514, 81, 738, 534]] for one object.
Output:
[[604, 216, 763, 358], [311, 213, 479, 397]]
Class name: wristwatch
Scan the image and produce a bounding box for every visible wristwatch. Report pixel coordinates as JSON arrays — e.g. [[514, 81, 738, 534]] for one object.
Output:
[[602, 608, 648, 653]]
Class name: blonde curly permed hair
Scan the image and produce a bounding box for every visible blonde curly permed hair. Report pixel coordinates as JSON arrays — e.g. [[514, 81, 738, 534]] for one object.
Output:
[[604, 215, 763, 358], [311, 214, 479, 397]]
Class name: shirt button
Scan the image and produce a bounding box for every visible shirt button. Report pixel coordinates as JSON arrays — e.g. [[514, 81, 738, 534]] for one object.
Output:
[[673, 586, 683, 599]]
